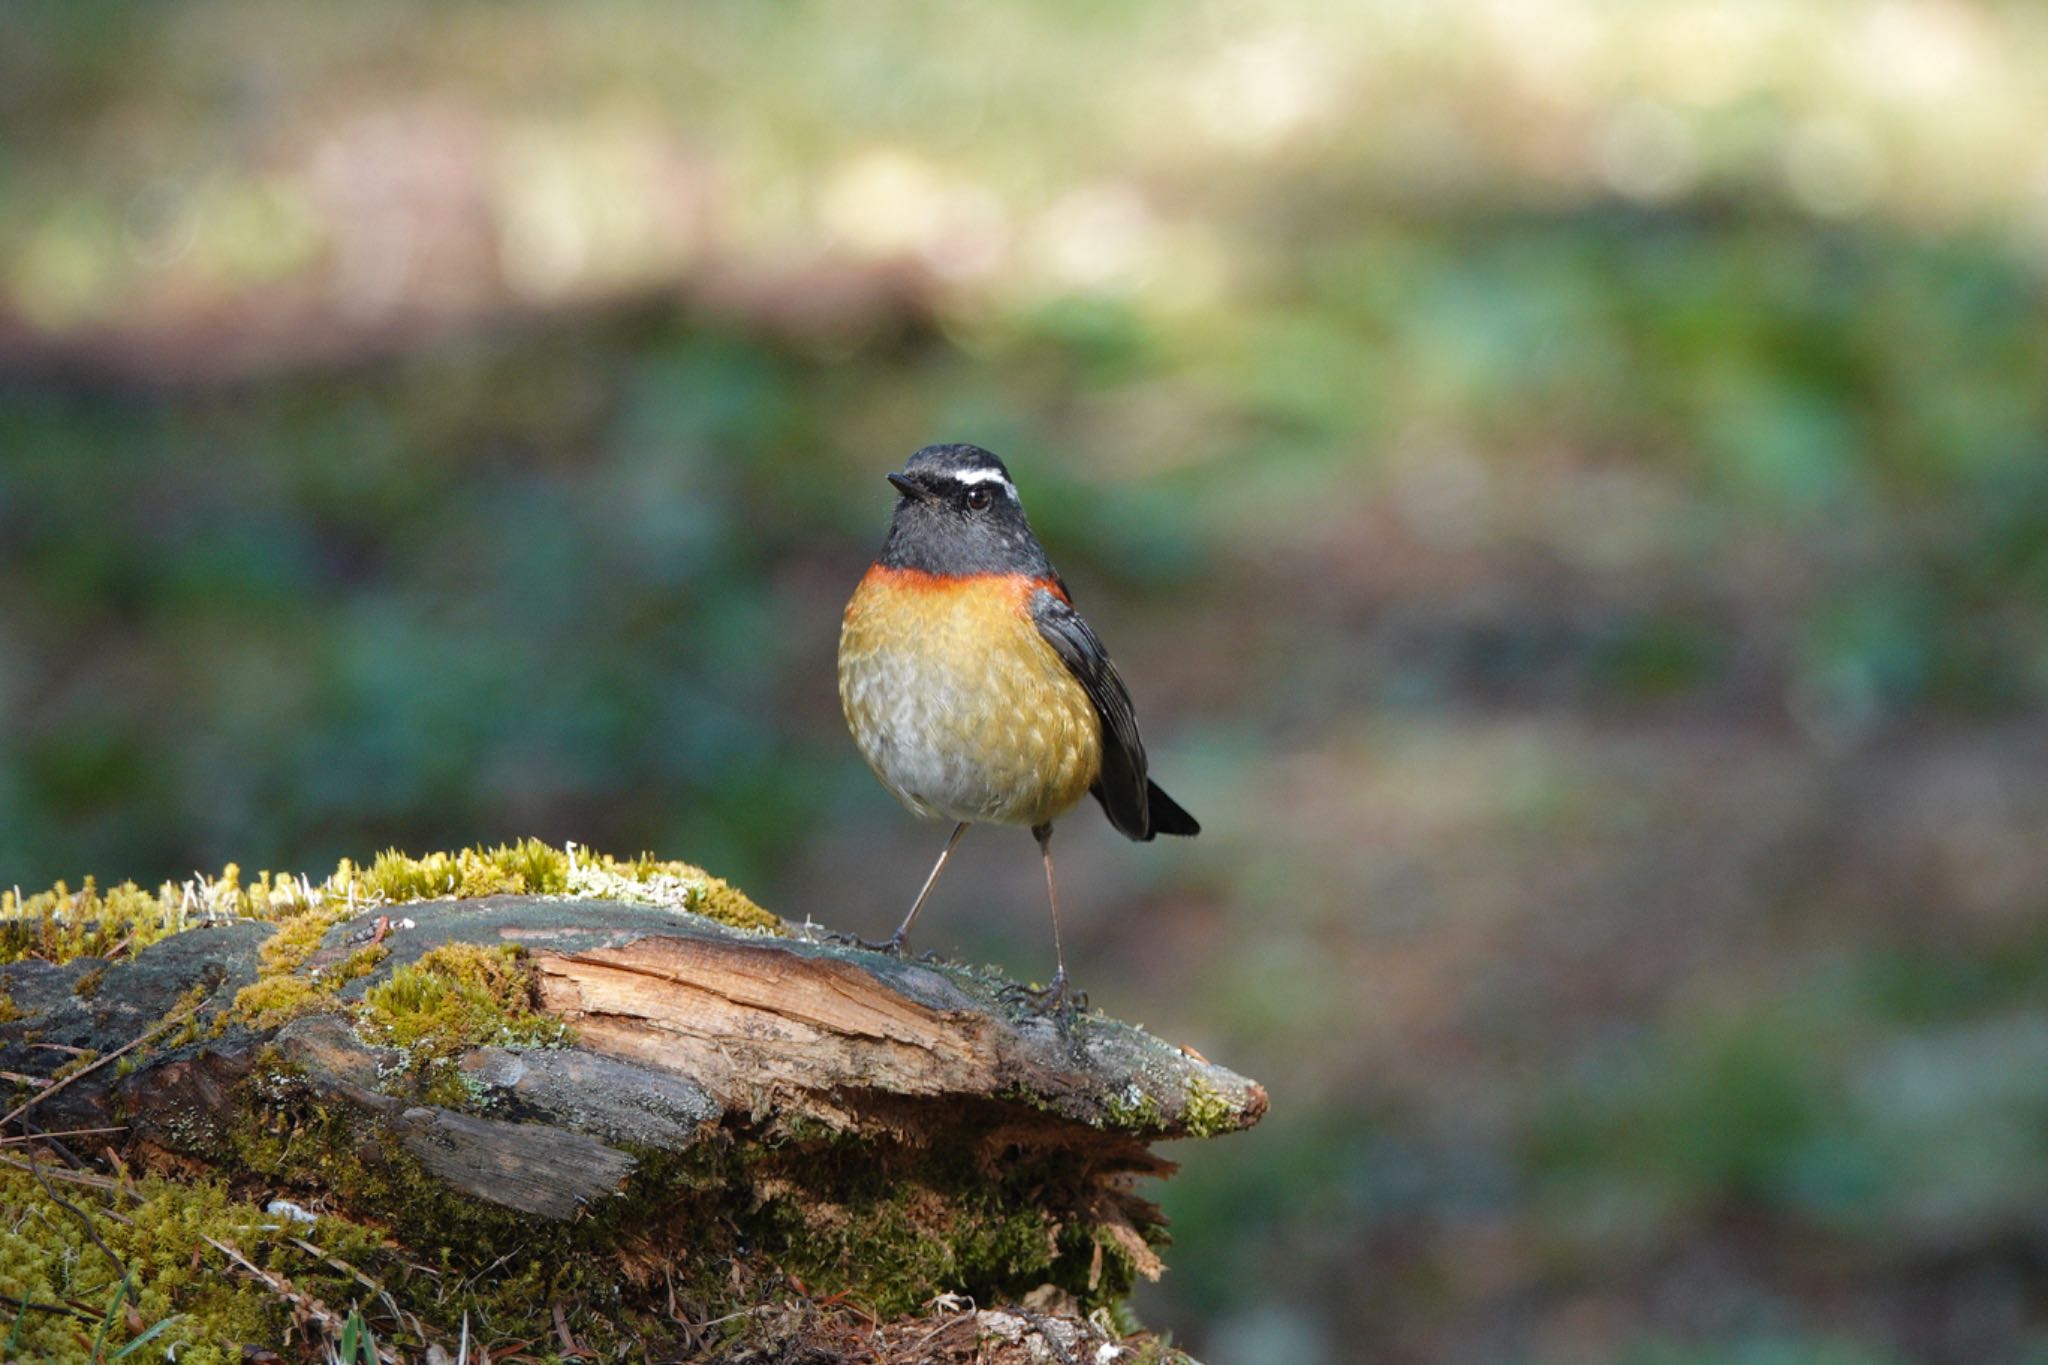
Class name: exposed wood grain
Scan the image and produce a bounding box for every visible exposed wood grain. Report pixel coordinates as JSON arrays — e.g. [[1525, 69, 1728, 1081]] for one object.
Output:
[[532, 936, 1000, 1113]]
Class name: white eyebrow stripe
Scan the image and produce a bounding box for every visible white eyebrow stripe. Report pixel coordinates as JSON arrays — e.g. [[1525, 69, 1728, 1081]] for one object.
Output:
[[949, 468, 1016, 492]]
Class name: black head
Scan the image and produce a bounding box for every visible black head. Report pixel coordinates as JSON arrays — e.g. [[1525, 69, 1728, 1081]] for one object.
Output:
[[877, 444, 1056, 578]]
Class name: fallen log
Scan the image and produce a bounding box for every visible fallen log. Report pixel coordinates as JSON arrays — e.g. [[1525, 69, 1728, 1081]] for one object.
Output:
[[0, 846, 1263, 1362]]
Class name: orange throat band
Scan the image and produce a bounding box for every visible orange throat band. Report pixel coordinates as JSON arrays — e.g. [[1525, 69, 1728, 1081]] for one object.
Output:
[[858, 563, 1070, 604]]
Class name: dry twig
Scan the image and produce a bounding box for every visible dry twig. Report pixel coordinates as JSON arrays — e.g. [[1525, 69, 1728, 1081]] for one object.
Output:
[[0, 1004, 200, 1131], [203, 1233, 400, 1364]]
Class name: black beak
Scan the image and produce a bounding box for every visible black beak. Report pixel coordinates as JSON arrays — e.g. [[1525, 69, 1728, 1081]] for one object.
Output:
[[887, 472, 931, 501]]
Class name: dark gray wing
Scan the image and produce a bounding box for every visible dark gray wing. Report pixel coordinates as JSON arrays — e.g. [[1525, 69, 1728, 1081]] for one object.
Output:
[[1032, 586, 1198, 840]]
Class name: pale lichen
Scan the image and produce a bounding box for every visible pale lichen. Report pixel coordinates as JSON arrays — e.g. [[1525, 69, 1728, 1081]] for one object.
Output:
[[562, 843, 783, 933]]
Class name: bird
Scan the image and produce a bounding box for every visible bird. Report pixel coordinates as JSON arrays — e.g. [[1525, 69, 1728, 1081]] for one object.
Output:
[[837, 443, 1199, 1013]]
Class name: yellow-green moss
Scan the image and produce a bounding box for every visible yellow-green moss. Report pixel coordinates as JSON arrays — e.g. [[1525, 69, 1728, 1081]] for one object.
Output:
[[4, 1036, 1162, 1358], [0, 1161, 394, 1363], [4, 839, 777, 1089], [1125, 1337, 1201, 1365], [255, 903, 344, 977], [226, 944, 387, 1032], [336, 840, 780, 931], [1105, 1084, 1165, 1133], [183, 1053, 1159, 1353], [222, 942, 569, 1106], [357, 944, 569, 1103], [1, 840, 782, 976], [1, 876, 190, 968], [360, 944, 559, 1051], [735, 1127, 1151, 1317], [1179, 1076, 1234, 1139], [350, 842, 569, 903], [168, 842, 769, 1106], [329, 943, 389, 988], [0, 991, 18, 1024], [225, 974, 334, 1031], [689, 877, 783, 932]]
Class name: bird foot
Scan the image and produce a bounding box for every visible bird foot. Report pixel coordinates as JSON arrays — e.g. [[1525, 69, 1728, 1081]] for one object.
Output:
[[1003, 973, 1086, 1025], [821, 928, 909, 955]]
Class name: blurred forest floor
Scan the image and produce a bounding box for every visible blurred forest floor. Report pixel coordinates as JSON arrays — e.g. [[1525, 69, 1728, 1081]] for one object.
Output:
[[5, 3, 2048, 1363]]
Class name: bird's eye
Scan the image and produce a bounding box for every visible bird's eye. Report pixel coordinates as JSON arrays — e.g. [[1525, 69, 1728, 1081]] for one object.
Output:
[[965, 487, 993, 512]]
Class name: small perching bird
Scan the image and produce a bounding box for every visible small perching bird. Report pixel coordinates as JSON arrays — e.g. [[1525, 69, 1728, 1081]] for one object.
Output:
[[837, 443, 1199, 1012]]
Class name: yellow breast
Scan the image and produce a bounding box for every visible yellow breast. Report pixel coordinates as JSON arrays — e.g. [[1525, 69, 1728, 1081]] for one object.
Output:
[[838, 567, 1103, 828]]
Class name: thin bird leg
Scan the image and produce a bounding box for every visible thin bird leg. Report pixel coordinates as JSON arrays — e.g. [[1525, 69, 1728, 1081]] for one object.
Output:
[[1035, 822, 1073, 1010], [879, 822, 969, 954]]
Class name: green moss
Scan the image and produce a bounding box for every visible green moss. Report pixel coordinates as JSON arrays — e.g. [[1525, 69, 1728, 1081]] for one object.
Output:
[[1105, 1084, 1164, 1133], [1, 875, 191, 968], [0, 991, 18, 1023], [225, 973, 336, 1031], [224, 941, 563, 1107], [331, 840, 780, 931], [255, 902, 344, 977], [361, 944, 558, 1051], [84, 840, 779, 1050], [225, 937, 387, 1034], [712, 1124, 1152, 1318], [357, 944, 569, 1103], [71, 964, 106, 999], [2, 841, 783, 977], [162, 843, 769, 1113], [1, 1063, 1166, 1358], [1124, 1337, 1201, 1365], [164, 1061, 1160, 1353], [329, 943, 388, 987], [1179, 1076, 1234, 1139], [0, 1160, 398, 1362], [197, 1065, 706, 1349], [691, 879, 783, 932], [352, 841, 570, 903]]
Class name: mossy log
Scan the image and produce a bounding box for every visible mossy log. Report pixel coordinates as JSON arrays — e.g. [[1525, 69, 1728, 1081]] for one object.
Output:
[[1, 878, 1263, 1362]]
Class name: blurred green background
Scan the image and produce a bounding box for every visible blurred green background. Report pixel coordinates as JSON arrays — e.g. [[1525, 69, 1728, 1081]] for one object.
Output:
[[5, 2, 2048, 1361]]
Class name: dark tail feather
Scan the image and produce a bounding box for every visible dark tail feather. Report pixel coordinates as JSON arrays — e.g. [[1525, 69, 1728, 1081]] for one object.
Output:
[[1143, 780, 1200, 838], [1091, 774, 1202, 841]]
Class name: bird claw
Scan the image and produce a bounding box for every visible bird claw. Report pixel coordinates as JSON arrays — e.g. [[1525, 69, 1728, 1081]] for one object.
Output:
[[823, 929, 910, 956], [1002, 974, 1086, 1024]]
